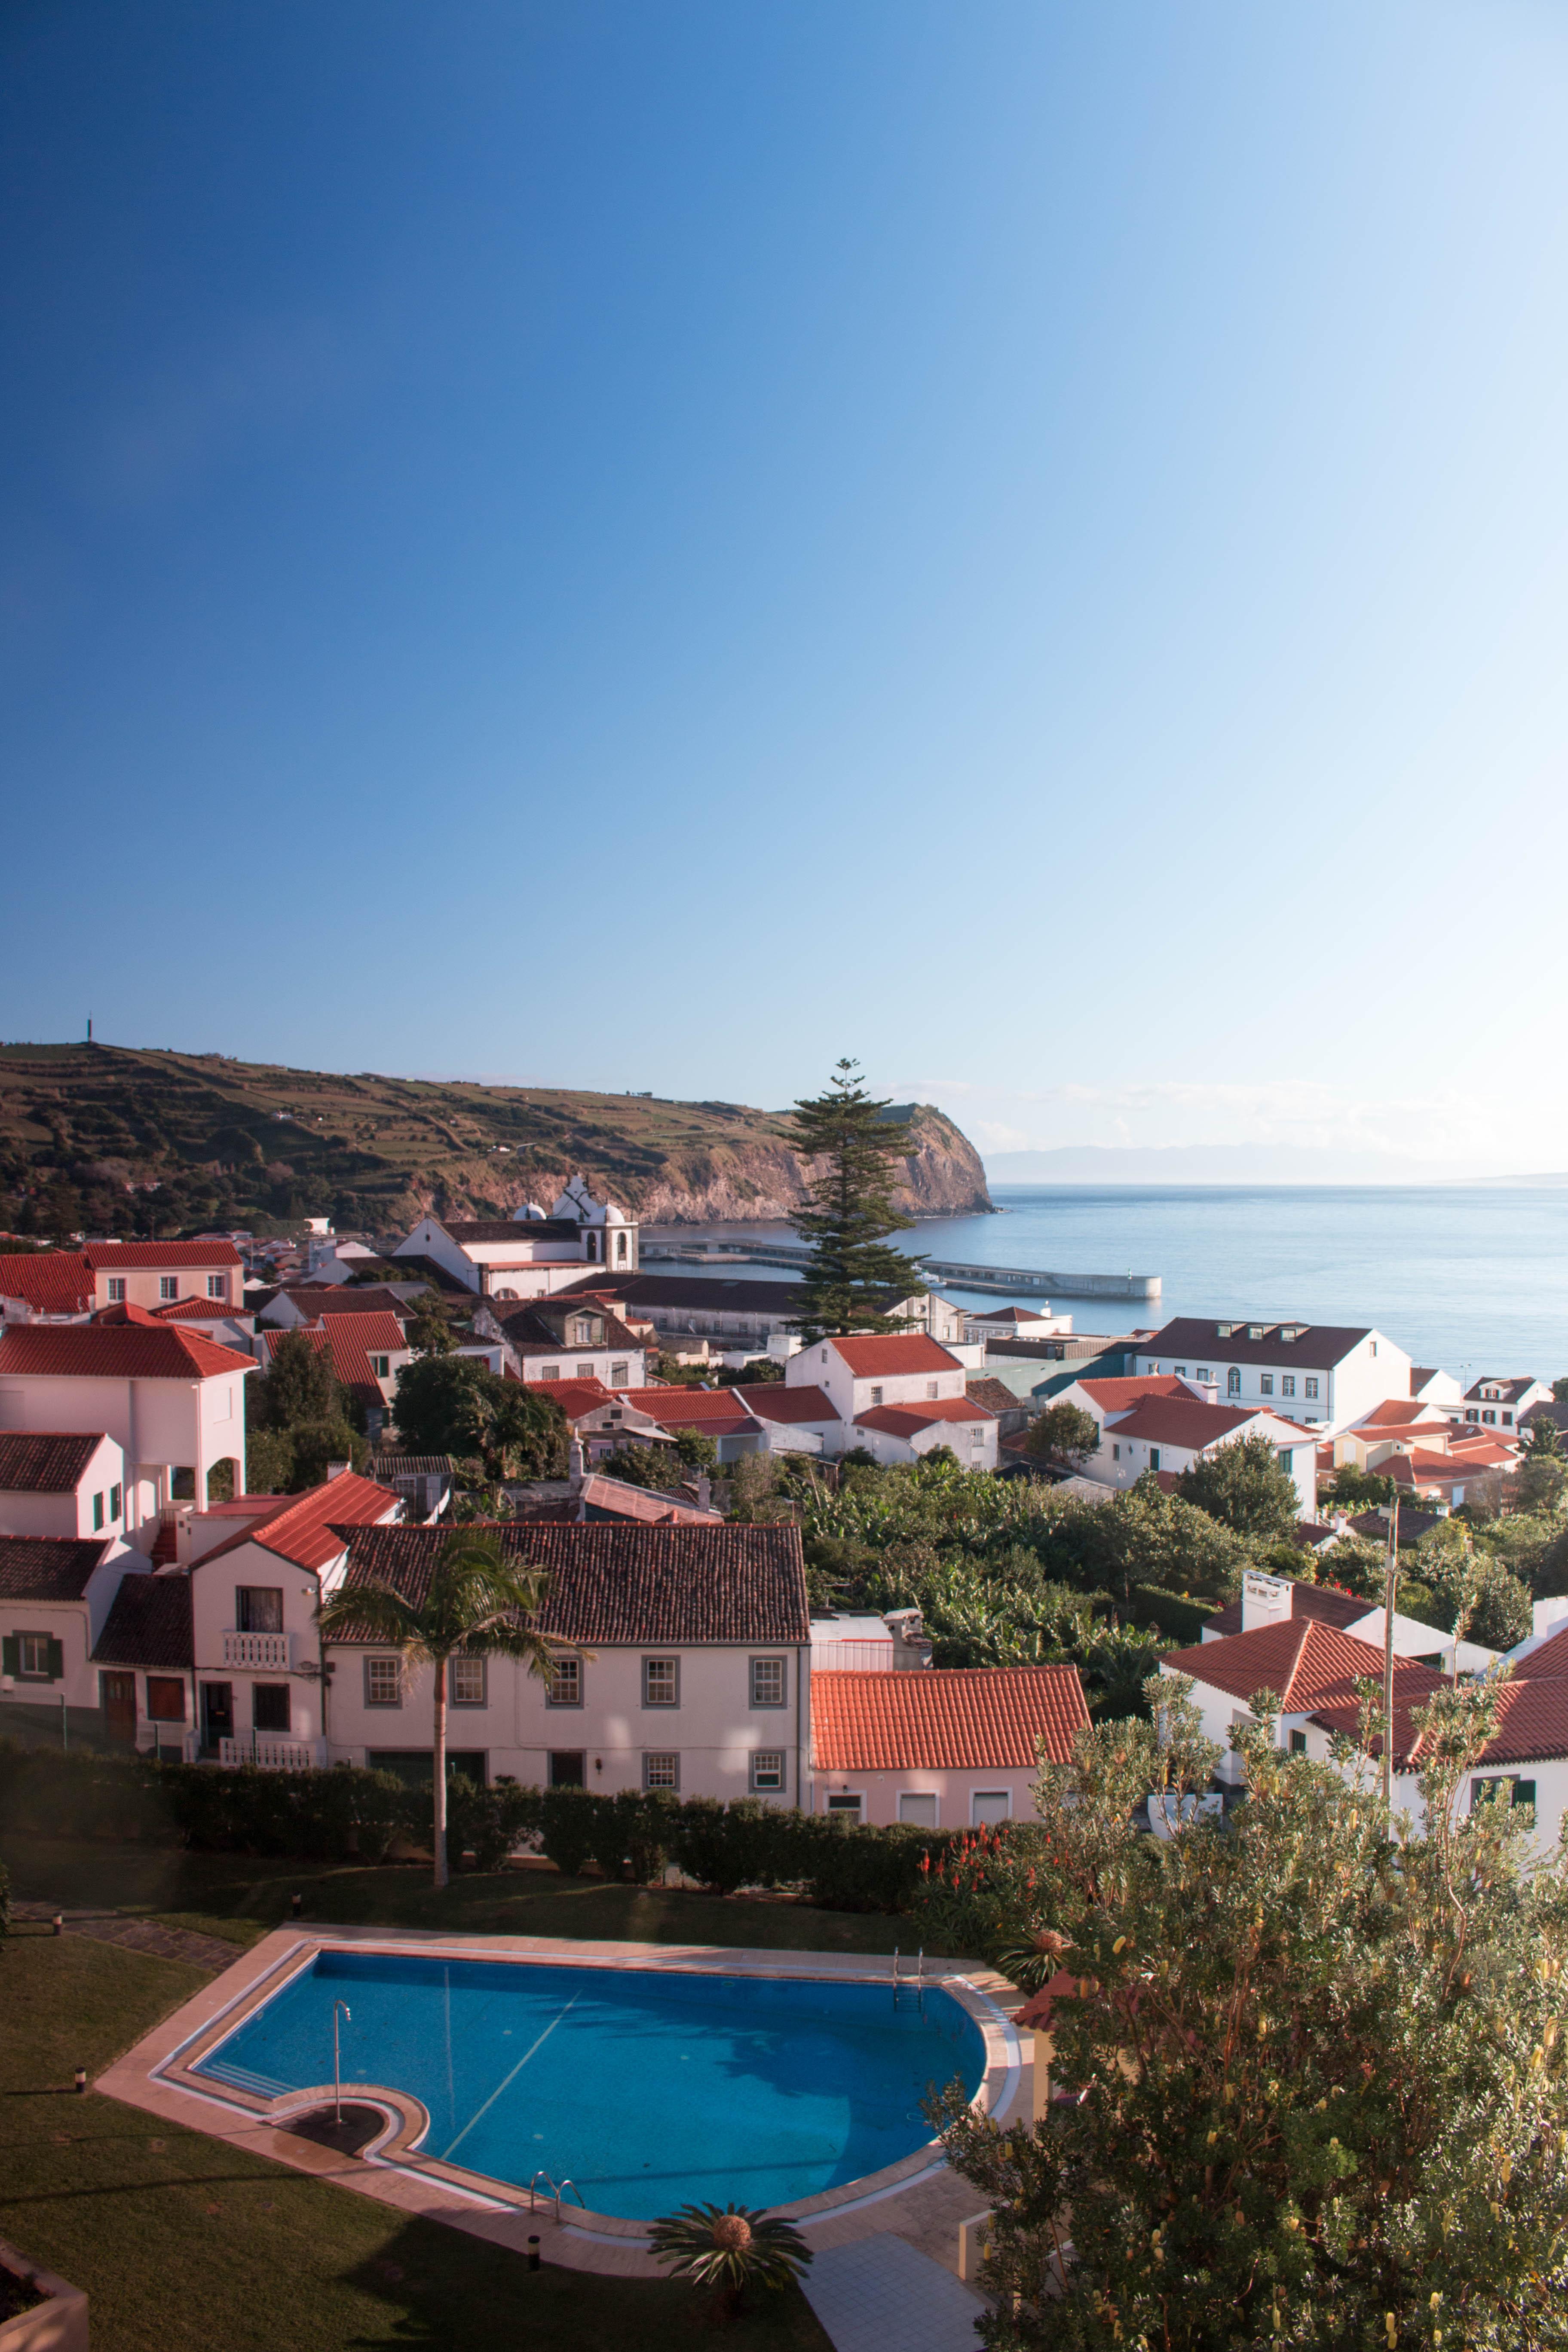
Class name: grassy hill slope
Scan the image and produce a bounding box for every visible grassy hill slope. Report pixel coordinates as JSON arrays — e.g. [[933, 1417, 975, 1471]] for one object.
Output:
[[0, 1043, 991, 1240]]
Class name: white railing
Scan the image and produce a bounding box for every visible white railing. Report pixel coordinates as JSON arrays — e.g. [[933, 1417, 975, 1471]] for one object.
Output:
[[218, 1735, 324, 1771], [222, 1630, 291, 1669]]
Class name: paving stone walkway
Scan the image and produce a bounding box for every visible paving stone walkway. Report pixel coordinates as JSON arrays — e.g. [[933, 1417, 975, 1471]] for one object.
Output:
[[13, 1900, 242, 1973], [800, 2232, 988, 2352]]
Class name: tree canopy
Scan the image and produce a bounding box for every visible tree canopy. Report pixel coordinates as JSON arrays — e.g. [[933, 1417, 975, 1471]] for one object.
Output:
[[1177, 1433, 1302, 1540], [788, 1059, 926, 1340], [1025, 1401, 1100, 1472], [392, 1353, 567, 1480]]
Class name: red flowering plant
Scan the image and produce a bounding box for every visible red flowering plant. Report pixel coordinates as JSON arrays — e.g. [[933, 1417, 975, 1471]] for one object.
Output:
[[908, 1818, 1059, 1964]]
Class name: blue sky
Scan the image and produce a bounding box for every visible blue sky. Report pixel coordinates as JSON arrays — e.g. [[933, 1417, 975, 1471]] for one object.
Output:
[[5, 3, 1568, 1171]]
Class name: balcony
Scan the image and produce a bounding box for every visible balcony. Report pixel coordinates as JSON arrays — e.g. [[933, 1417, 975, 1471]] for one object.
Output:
[[222, 1629, 292, 1670], [218, 1735, 325, 1772]]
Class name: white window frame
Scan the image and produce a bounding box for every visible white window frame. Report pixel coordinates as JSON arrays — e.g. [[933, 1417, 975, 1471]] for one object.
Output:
[[750, 1655, 786, 1709], [1259, 1374, 1274, 1396], [18, 1632, 52, 1679], [971, 1788, 1011, 1826], [206, 1275, 227, 1299], [1305, 1377, 1319, 1400], [749, 1750, 785, 1792], [610, 1361, 628, 1385], [107, 1277, 126, 1303], [159, 1276, 179, 1302], [450, 1655, 487, 1709], [539, 1364, 560, 1381], [546, 1656, 582, 1708], [825, 1792, 863, 1822], [898, 1792, 939, 1826], [643, 1656, 680, 1708], [643, 1751, 680, 1792], [1281, 1375, 1295, 1397], [364, 1656, 402, 1708]]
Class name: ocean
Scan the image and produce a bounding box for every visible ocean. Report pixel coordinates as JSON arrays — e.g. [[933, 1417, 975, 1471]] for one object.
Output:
[[642, 1184, 1568, 1383]]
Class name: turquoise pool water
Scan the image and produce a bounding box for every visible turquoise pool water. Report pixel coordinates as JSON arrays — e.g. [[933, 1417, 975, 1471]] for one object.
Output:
[[195, 1950, 989, 2217]]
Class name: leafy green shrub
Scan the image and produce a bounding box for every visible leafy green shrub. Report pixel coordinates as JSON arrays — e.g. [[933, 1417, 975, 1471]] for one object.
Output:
[[445, 1774, 539, 1871], [1127, 1583, 1210, 1644], [535, 1785, 599, 1876]]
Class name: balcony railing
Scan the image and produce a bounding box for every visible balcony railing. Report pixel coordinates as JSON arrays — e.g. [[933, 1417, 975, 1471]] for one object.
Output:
[[218, 1735, 324, 1772], [222, 1629, 291, 1670]]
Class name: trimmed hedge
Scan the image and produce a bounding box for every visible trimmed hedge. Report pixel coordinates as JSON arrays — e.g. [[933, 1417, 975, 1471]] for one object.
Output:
[[1130, 1583, 1214, 1644], [0, 1741, 961, 1912]]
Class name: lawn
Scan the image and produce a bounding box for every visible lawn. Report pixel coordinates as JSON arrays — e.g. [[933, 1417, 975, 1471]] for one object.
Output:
[[3, 1835, 924, 1957], [0, 1919, 834, 2352]]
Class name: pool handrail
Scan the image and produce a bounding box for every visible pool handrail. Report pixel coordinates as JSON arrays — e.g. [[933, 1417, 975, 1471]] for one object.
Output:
[[527, 2168, 587, 2222], [555, 2178, 585, 2220]]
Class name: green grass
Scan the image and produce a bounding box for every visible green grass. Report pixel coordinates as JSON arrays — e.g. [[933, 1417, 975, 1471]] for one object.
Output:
[[4, 1837, 918, 1957], [0, 1921, 833, 2352]]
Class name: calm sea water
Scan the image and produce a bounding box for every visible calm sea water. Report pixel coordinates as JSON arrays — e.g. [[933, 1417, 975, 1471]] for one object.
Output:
[[644, 1185, 1568, 1381]]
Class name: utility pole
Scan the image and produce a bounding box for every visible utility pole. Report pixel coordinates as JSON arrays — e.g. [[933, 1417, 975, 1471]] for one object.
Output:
[[1381, 1490, 1401, 1815]]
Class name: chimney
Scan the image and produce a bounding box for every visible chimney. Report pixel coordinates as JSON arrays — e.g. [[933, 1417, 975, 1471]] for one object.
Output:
[[1240, 1568, 1293, 1632], [695, 1473, 712, 1512], [568, 1436, 586, 1493], [326, 1460, 351, 1482]]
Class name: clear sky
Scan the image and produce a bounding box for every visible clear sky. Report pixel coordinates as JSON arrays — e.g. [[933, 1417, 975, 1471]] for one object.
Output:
[[5, 3, 1568, 1172]]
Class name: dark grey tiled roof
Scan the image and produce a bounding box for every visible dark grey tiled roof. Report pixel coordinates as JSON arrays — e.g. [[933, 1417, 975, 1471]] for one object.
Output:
[[0, 1433, 105, 1493], [91, 1571, 193, 1669], [0, 1535, 113, 1602]]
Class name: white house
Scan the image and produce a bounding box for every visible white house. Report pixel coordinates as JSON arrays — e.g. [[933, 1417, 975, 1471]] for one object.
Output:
[[1055, 1374, 1317, 1516], [483, 1296, 647, 1389], [1130, 1319, 1410, 1430], [808, 1663, 1089, 1826], [1160, 1618, 1447, 1788], [781, 1332, 997, 1468], [1462, 1375, 1553, 1431], [0, 1320, 255, 1545], [257, 1311, 414, 1425], [395, 1179, 640, 1298], [0, 1431, 129, 1541], [962, 1305, 1074, 1346], [324, 1519, 814, 1807], [0, 1534, 138, 1731]]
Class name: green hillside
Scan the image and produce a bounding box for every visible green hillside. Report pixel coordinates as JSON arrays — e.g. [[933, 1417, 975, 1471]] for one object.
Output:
[[0, 1043, 991, 1242]]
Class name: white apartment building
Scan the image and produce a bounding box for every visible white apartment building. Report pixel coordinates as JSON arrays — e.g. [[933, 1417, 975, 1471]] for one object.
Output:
[[395, 1178, 639, 1298], [785, 1332, 997, 1468], [1130, 1319, 1410, 1429]]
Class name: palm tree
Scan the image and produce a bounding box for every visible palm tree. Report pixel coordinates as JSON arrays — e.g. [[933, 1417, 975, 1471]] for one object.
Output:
[[648, 2202, 811, 2322], [318, 1528, 573, 1889]]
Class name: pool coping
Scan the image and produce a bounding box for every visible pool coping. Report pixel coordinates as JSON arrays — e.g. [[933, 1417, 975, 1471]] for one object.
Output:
[[99, 1923, 1023, 2265]]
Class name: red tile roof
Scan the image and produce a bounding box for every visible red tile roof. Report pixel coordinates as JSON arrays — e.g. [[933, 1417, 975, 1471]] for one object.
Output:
[[151, 1297, 255, 1324], [826, 1334, 963, 1377], [1203, 1580, 1367, 1638], [92, 1302, 162, 1326], [608, 1385, 763, 1433], [1104, 1398, 1274, 1449], [811, 1665, 1089, 1770], [0, 1432, 109, 1492], [523, 1377, 615, 1419], [577, 1473, 725, 1525], [0, 1323, 256, 1381], [1355, 1400, 1449, 1430], [1075, 1375, 1194, 1411], [0, 1251, 95, 1314], [854, 1398, 994, 1437], [337, 1519, 810, 1644], [83, 1240, 243, 1271], [1309, 1677, 1568, 1772], [736, 1383, 840, 1424], [260, 1314, 406, 1409], [195, 1472, 400, 1574], [1164, 1620, 1445, 1712], [1515, 1625, 1568, 1679]]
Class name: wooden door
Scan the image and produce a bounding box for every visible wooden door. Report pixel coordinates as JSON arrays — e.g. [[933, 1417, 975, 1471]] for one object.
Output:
[[101, 1671, 137, 1742]]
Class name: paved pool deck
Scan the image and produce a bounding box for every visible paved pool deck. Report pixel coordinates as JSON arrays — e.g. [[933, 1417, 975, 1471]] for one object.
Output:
[[97, 1921, 1029, 2281]]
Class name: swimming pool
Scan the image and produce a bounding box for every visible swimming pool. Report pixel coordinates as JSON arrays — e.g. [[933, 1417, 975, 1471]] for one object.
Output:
[[193, 1948, 988, 2218]]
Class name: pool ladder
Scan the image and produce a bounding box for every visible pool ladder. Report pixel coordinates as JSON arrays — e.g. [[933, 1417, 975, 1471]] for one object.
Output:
[[527, 2170, 586, 2223], [891, 1946, 925, 2009]]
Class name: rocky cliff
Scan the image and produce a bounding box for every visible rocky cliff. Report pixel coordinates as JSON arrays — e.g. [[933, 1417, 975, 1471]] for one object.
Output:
[[0, 1046, 992, 1236]]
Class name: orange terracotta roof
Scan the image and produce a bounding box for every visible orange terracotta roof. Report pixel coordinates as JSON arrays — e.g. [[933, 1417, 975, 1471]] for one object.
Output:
[[811, 1665, 1089, 1771], [827, 1335, 963, 1377], [151, 1296, 255, 1324], [83, 1240, 243, 1270], [854, 1398, 994, 1436], [608, 1385, 762, 1432], [1164, 1619, 1444, 1712], [1515, 1625, 1568, 1679], [0, 1323, 255, 1381], [1355, 1400, 1449, 1430], [1310, 1677, 1568, 1772], [1104, 1398, 1270, 1449], [1074, 1375, 1193, 1410], [195, 1472, 400, 1574], [0, 1251, 95, 1314], [523, 1377, 615, 1419], [736, 1383, 840, 1423]]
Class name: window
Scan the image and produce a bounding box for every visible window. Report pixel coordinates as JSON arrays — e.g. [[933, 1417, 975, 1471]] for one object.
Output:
[[870, 1385, 884, 1406], [750, 1656, 785, 1709], [365, 1657, 402, 1707], [11, 1632, 60, 1681], [972, 1790, 1011, 1826], [1196, 1366, 1209, 1381], [206, 1275, 227, 1300], [547, 1656, 582, 1708], [147, 1677, 185, 1723], [1149, 1448, 1161, 1472], [1174, 1365, 1186, 1377], [253, 1684, 290, 1732], [1289, 1729, 1307, 1755], [1281, 1375, 1295, 1398], [1370, 1342, 1378, 1358], [108, 1483, 122, 1521], [926, 1382, 938, 1400], [1260, 1374, 1274, 1396], [1112, 1442, 1121, 1461], [643, 1751, 679, 1791], [1473, 1776, 1537, 1813], [1503, 1411, 1514, 1428], [370, 1355, 390, 1379], [969, 1429, 985, 1448], [576, 1362, 594, 1380], [92, 1490, 105, 1532], [548, 1751, 585, 1788], [826, 1793, 862, 1822], [159, 1276, 179, 1302], [539, 1364, 560, 1381], [616, 1231, 628, 1263], [1277, 1447, 1295, 1475], [643, 1657, 679, 1708], [1227, 1369, 1241, 1396], [236, 1586, 283, 1634], [450, 1656, 486, 1708], [107, 1277, 126, 1302], [1483, 1410, 1496, 1426], [610, 1362, 628, 1385], [750, 1750, 784, 1792], [899, 1792, 937, 1826], [1305, 1378, 1319, 1400]]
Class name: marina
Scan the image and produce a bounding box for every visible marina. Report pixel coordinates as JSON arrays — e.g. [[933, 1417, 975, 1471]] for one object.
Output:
[[639, 1235, 1161, 1302]]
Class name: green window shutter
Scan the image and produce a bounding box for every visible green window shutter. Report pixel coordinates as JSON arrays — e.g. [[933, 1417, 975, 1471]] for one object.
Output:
[[46, 1638, 64, 1682], [1, 1635, 18, 1677]]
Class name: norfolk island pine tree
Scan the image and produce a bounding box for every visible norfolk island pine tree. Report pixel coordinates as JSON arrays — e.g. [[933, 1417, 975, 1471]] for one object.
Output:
[[789, 1059, 929, 1340]]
